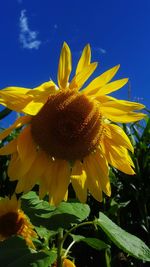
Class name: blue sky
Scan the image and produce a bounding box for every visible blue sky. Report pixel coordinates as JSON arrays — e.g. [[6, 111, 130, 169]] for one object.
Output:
[[0, 0, 150, 126]]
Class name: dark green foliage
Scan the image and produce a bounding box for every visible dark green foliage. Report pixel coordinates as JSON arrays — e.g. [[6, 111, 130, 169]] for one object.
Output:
[[0, 236, 57, 267]]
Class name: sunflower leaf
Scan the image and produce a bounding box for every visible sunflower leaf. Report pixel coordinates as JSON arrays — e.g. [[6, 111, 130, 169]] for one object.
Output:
[[0, 236, 57, 267], [96, 212, 150, 261], [71, 234, 110, 250], [21, 191, 90, 230], [36, 201, 90, 230]]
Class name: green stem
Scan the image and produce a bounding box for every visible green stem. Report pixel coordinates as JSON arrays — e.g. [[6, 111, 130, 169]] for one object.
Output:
[[57, 221, 95, 264], [62, 221, 95, 246], [57, 229, 64, 267], [64, 240, 76, 258]]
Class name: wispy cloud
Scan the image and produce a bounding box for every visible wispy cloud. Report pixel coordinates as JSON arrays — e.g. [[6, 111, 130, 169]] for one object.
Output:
[[17, 0, 23, 4], [19, 9, 41, 50], [94, 47, 107, 55], [73, 45, 107, 60], [53, 24, 58, 29]]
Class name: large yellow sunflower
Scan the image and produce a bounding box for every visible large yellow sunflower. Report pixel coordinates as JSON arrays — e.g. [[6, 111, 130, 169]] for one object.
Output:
[[0, 43, 145, 205], [0, 195, 37, 248]]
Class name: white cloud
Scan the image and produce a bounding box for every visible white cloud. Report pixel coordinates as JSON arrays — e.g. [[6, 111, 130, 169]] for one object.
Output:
[[53, 24, 58, 29], [94, 47, 107, 54], [19, 10, 41, 50]]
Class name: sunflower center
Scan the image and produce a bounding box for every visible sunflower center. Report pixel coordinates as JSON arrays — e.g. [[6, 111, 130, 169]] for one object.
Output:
[[31, 89, 102, 160], [0, 212, 24, 238]]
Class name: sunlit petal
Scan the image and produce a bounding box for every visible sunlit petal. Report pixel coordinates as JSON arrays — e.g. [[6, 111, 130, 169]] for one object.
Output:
[[101, 106, 146, 123], [0, 115, 31, 140], [0, 87, 32, 112], [101, 141, 135, 175], [0, 139, 17, 155], [101, 99, 145, 111], [82, 65, 120, 95], [57, 42, 72, 89], [104, 124, 134, 152], [95, 78, 128, 96], [46, 159, 70, 206], [76, 44, 91, 74], [71, 160, 87, 202], [69, 62, 97, 90], [83, 155, 103, 202]]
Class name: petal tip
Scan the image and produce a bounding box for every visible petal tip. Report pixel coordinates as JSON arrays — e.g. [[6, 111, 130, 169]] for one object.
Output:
[[62, 41, 70, 50]]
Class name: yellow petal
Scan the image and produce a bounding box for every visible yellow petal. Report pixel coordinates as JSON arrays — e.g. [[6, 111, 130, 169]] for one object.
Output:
[[16, 150, 49, 193], [96, 95, 117, 103], [104, 124, 134, 153], [101, 141, 135, 175], [23, 82, 58, 115], [95, 78, 128, 96], [101, 99, 145, 111], [22, 100, 45, 115], [0, 87, 32, 112], [82, 64, 120, 95], [45, 159, 70, 206], [17, 126, 37, 162], [101, 106, 146, 123], [0, 139, 17, 155], [27, 149, 49, 178], [0, 195, 19, 215], [57, 42, 72, 89], [69, 62, 97, 91], [39, 182, 48, 199], [15, 176, 35, 193], [0, 115, 31, 141], [63, 259, 76, 267], [92, 149, 111, 196], [83, 155, 102, 202], [7, 127, 37, 180], [29, 80, 57, 95], [0, 86, 30, 94], [76, 44, 91, 74], [8, 152, 33, 180], [71, 160, 87, 203], [63, 190, 68, 202]]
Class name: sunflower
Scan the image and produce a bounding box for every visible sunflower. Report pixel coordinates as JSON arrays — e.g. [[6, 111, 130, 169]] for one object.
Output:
[[0, 195, 37, 248], [0, 43, 145, 205], [62, 259, 76, 267], [52, 258, 76, 267]]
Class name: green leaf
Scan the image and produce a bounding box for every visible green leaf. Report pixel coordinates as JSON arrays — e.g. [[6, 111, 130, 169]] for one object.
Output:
[[0, 236, 31, 265], [21, 192, 90, 230], [0, 236, 57, 267], [21, 191, 55, 215], [40, 202, 90, 230], [34, 226, 51, 240], [96, 212, 150, 261], [71, 234, 110, 251], [7, 251, 56, 267]]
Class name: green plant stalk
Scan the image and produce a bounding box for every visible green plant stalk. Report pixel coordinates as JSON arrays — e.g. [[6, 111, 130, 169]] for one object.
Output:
[[57, 229, 64, 267], [62, 221, 95, 246], [105, 248, 111, 267], [56, 222, 96, 266], [64, 240, 76, 258]]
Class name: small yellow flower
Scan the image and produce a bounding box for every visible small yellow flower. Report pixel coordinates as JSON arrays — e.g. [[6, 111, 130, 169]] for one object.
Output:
[[0, 43, 145, 205], [63, 258, 76, 267], [0, 195, 37, 248], [52, 258, 76, 267]]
